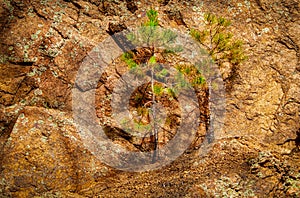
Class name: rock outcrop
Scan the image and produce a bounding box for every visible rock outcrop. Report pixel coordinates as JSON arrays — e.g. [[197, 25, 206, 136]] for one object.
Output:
[[0, 0, 299, 197]]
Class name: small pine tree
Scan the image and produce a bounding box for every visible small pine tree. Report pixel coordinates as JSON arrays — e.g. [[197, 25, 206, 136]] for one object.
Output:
[[190, 13, 247, 80], [122, 9, 207, 163]]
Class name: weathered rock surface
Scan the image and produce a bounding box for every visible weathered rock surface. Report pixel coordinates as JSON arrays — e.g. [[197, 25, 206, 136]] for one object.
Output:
[[0, 107, 111, 197], [0, 0, 299, 197]]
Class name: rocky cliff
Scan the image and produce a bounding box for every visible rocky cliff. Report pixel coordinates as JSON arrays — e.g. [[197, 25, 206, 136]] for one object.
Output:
[[0, 0, 299, 197]]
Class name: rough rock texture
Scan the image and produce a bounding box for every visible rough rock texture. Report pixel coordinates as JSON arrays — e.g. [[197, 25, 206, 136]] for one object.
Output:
[[0, 0, 299, 197], [0, 107, 112, 197]]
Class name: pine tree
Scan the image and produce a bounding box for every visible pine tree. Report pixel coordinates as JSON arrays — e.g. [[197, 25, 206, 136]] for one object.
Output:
[[190, 13, 247, 80], [122, 9, 207, 163]]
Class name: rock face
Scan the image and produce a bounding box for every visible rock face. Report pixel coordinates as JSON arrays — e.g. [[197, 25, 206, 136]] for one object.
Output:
[[0, 107, 111, 197], [0, 0, 299, 197]]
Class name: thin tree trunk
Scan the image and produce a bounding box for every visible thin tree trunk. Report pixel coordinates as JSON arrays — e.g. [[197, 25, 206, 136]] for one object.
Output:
[[151, 61, 158, 163]]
